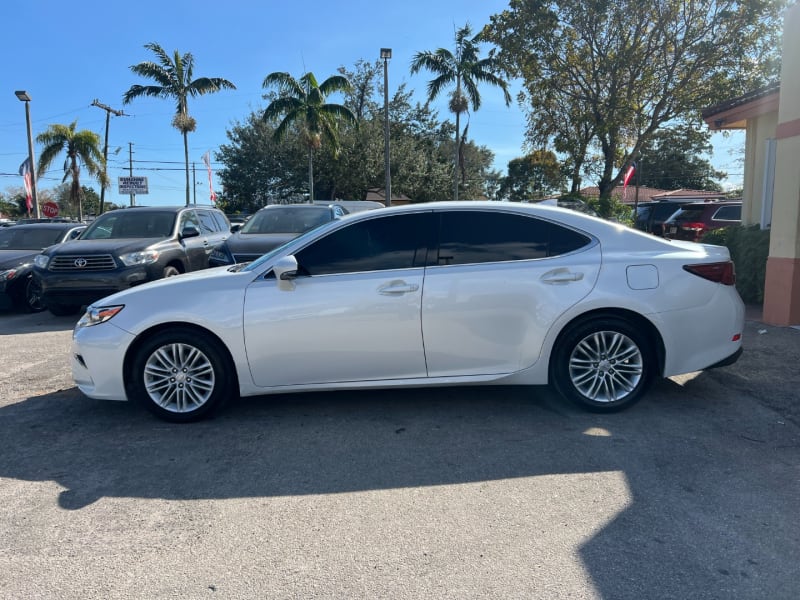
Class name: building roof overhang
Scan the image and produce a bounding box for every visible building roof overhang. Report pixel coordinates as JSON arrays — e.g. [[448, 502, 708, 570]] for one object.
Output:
[[702, 82, 781, 130]]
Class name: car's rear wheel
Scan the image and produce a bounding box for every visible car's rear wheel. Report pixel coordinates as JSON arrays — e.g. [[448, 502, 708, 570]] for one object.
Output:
[[551, 317, 654, 412], [129, 328, 232, 422], [22, 276, 46, 313], [47, 301, 81, 316]]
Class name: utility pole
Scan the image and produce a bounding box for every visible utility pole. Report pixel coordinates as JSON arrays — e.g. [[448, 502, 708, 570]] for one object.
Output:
[[90, 99, 126, 215], [192, 162, 197, 205]]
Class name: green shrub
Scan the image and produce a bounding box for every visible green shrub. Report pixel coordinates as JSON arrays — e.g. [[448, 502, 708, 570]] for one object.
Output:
[[702, 225, 770, 303]]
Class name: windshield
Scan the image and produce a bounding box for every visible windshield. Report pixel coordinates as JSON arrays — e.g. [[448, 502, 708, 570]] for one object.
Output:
[[241, 206, 332, 234], [81, 211, 175, 239], [0, 227, 69, 250]]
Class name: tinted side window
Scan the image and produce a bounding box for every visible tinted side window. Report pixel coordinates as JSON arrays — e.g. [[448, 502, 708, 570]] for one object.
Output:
[[211, 211, 231, 231], [437, 211, 590, 266], [197, 210, 220, 234], [180, 210, 201, 234], [713, 206, 741, 221], [296, 213, 432, 275]]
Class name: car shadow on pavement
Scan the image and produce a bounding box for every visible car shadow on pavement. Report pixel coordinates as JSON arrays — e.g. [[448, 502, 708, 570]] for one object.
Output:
[[1, 372, 798, 598]]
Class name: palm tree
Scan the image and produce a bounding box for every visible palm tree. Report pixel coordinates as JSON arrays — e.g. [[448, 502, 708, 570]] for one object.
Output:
[[410, 23, 512, 201], [123, 42, 236, 206], [262, 71, 356, 201], [36, 121, 107, 221]]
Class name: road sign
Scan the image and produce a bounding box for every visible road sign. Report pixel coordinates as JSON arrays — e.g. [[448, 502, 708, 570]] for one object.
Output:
[[118, 176, 149, 195], [42, 202, 59, 218]]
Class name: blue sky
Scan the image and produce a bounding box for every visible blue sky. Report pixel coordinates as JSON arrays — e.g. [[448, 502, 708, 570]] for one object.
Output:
[[1, 0, 744, 208]]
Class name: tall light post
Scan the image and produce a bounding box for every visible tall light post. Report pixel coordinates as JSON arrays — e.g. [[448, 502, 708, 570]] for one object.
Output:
[[381, 48, 392, 207], [15, 90, 40, 219]]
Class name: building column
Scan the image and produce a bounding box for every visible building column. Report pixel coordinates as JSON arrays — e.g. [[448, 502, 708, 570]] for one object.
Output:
[[763, 2, 800, 326]]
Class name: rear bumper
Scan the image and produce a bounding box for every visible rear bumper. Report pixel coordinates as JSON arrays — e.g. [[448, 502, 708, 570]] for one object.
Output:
[[705, 346, 743, 370]]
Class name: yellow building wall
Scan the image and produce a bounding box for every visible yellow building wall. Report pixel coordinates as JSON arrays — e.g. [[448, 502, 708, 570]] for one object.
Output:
[[742, 112, 777, 226], [763, 1, 800, 325]]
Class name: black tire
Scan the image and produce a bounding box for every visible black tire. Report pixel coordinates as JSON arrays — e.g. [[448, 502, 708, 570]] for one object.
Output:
[[551, 317, 654, 412], [48, 301, 81, 317], [19, 276, 46, 312], [163, 265, 181, 278], [128, 327, 233, 423]]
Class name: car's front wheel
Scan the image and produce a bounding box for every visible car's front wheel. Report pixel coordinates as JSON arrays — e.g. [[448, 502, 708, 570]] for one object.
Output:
[[128, 328, 233, 422], [22, 276, 46, 313], [163, 265, 181, 278], [551, 317, 654, 412]]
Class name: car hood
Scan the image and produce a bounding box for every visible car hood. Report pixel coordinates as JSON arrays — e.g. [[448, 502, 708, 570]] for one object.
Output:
[[0, 249, 39, 269], [42, 238, 168, 255], [225, 232, 298, 253]]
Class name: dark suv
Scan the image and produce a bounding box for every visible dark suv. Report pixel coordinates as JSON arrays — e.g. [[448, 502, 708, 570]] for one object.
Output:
[[33, 206, 230, 315], [663, 201, 742, 242], [633, 201, 688, 236]]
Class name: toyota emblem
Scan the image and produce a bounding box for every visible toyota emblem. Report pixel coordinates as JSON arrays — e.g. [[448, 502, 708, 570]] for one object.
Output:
[[74, 258, 88, 268]]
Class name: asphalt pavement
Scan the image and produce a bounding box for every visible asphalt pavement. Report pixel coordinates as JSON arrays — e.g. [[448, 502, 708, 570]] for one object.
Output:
[[0, 309, 798, 599]]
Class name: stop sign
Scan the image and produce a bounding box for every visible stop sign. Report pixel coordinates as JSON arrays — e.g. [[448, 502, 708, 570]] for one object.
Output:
[[42, 202, 59, 218]]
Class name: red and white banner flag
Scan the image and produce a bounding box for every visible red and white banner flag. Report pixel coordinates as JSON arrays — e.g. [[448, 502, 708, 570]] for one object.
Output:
[[622, 162, 636, 201], [18, 157, 33, 214], [201, 151, 217, 203]]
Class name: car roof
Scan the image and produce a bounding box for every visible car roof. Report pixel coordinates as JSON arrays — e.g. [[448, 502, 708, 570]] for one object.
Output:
[[8, 222, 85, 229]]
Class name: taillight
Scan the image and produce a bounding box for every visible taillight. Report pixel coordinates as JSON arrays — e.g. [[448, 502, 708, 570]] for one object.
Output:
[[683, 261, 736, 285], [680, 222, 707, 232]]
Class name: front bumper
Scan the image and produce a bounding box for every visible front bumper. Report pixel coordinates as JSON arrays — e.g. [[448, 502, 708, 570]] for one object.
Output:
[[36, 265, 154, 307], [71, 321, 136, 401]]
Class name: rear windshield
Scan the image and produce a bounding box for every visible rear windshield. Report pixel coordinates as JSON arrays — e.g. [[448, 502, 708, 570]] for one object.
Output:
[[669, 206, 707, 223], [242, 207, 333, 234], [82, 211, 176, 239], [0, 227, 67, 250]]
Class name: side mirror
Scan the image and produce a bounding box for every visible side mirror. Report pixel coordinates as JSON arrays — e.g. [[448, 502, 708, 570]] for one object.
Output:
[[231, 223, 242, 233], [180, 225, 200, 239], [273, 255, 299, 291]]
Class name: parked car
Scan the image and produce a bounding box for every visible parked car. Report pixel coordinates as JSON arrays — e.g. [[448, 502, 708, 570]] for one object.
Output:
[[33, 205, 231, 316], [663, 201, 742, 242], [71, 201, 744, 423], [210, 203, 348, 266], [0, 223, 85, 312], [633, 201, 689, 236], [312, 200, 385, 213]]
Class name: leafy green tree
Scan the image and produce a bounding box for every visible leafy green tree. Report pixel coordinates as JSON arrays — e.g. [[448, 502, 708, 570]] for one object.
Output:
[[410, 22, 511, 201], [484, 0, 785, 215], [262, 71, 356, 202], [53, 184, 119, 218], [216, 113, 308, 212], [499, 150, 564, 201], [35, 121, 107, 221], [637, 124, 725, 191], [123, 42, 236, 206]]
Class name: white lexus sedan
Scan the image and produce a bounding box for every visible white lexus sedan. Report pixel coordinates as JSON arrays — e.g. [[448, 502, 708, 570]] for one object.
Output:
[[71, 201, 744, 422]]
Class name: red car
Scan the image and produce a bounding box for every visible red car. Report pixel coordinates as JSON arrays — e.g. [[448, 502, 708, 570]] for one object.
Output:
[[663, 201, 742, 242]]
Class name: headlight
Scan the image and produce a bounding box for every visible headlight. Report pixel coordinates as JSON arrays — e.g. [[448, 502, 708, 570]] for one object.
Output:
[[0, 268, 19, 282], [75, 304, 124, 329], [210, 247, 232, 264], [34, 254, 50, 269], [119, 250, 160, 266]]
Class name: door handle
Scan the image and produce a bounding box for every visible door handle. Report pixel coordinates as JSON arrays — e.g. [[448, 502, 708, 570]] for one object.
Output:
[[378, 281, 420, 295], [541, 268, 584, 284]]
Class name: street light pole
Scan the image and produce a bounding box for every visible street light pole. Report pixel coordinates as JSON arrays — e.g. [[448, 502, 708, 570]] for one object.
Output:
[[381, 48, 392, 207], [15, 90, 40, 219]]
